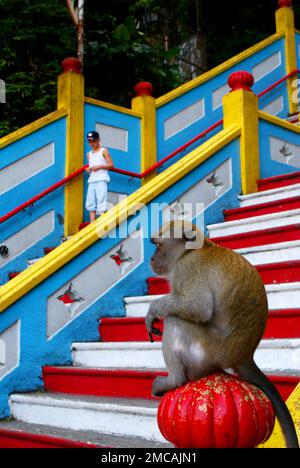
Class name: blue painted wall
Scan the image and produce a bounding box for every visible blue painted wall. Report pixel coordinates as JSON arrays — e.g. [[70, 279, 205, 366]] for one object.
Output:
[[156, 38, 287, 169], [0, 134, 241, 418], [259, 117, 300, 178], [0, 118, 67, 285]]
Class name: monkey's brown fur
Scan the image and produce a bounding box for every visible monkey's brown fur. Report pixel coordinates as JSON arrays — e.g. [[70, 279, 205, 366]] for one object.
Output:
[[146, 221, 299, 448]]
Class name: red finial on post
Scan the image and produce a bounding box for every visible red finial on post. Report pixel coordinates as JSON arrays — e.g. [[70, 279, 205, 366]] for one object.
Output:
[[61, 57, 82, 74], [278, 0, 292, 8], [134, 82, 153, 97], [228, 71, 254, 92]]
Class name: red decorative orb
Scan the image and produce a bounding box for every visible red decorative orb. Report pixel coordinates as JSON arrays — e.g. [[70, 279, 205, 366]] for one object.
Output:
[[157, 372, 275, 448], [278, 0, 292, 8], [228, 71, 254, 92], [61, 57, 82, 74], [134, 82, 153, 97]]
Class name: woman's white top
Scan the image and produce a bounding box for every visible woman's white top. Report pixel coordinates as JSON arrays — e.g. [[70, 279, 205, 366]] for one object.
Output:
[[88, 147, 110, 183]]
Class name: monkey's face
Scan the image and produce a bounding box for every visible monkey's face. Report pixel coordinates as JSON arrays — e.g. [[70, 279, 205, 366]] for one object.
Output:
[[150, 221, 201, 276], [150, 237, 183, 276]]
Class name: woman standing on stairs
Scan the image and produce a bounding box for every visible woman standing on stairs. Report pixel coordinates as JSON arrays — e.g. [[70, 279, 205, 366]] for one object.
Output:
[[85, 131, 114, 222]]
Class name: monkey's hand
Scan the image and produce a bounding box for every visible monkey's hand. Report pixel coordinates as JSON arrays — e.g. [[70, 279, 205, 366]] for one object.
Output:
[[145, 303, 163, 343]]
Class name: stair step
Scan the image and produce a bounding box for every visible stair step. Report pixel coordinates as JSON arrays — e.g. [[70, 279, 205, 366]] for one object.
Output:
[[147, 277, 171, 295], [72, 339, 300, 373], [258, 171, 300, 192], [0, 422, 99, 448], [238, 183, 300, 207], [224, 196, 300, 221], [9, 393, 167, 444], [79, 222, 90, 231], [44, 247, 56, 255], [27, 258, 42, 267], [212, 224, 300, 249], [43, 366, 299, 403], [124, 283, 300, 315], [100, 317, 164, 342], [43, 366, 165, 400], [208, 209, 300, 238], [236, 240, 300, 265], [258, 260, 300, 284], [73, 341, 165, 369], [100, 307, 300, 341], [266, 310, 300, 339], [147, 261, 300, 293], [8, 272, 21, 280], [0, 420, 170, 448]]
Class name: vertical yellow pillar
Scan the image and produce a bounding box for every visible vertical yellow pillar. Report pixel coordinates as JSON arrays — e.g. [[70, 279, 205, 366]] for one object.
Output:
[[132, 82, 157, 185], [223, 71, 260, 195], [276, 0, 298, 115], [57, 57, 84, 236]]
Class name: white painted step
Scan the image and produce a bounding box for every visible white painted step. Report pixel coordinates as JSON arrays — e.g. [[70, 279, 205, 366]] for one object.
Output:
[[267, 282, 300, 309], [9, 393, 167, 444], [27, 258, 42, 267], [235, 240, 300, 265], [124, 282, 300, 316], [72, 339, 300, 373], [207, 209, 300, 237], [238, 183, 300, 207], [72, 342, 165, 369]]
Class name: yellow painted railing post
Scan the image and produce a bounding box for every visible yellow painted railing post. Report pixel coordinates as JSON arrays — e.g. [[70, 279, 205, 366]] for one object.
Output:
[[131, 82, 157, 184], [223, 71, 260, 195], [258, 382, 300, 448], [276, 0, 298, 115], [57, 57, 84, 236]]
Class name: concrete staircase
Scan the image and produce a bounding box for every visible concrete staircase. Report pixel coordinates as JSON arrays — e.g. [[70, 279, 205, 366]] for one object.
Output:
[[1, 171, 300, 448]]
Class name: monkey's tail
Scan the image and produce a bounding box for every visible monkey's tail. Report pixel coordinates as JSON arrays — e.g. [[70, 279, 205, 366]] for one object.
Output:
[[235, 359, 299, 449]]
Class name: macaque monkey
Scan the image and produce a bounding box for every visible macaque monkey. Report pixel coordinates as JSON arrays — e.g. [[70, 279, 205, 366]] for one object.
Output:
[[146, 220, 299, 448]]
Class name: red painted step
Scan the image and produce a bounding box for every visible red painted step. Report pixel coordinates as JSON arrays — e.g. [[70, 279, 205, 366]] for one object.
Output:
[[211, 223, 300, 249], [0, 429, 99, 449], [79, 222, 90, 230], [99, 317, 164, 343], [264, 310, 300, 339], [43, 367, 165, 400], [44, 247, 56, 255], [257, 260, 300, 284], [147, 277, 170, 295], [100, 306, 300, 341], [147, 261, 300, 291], [258, 171, 300, 192], [224, 196, 300, 221], [42, 366, 299, 403], [8, 272, 21, 280]]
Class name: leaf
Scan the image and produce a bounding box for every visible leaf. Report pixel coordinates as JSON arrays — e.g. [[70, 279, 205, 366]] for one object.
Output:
[[112, 24, 131, 42]]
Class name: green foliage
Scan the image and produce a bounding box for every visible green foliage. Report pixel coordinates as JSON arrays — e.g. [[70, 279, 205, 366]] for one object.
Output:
[[1, 0, 300, 137]]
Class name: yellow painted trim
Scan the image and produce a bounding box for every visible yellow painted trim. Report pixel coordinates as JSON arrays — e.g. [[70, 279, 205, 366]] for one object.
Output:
[[258, 382, 300, 448], [132, 95, 157, 185], [58, 71, 85, 237], [156, 33, 285, 108], [223, 89, 259, 194], [85, 97, 142, 119], [258, 110, 300, 133], [276, 8, 298, 114], [0, 125, 241, 312], [0, 109, 68, 151]]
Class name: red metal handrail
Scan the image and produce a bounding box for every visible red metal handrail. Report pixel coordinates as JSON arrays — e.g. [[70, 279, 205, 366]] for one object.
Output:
[[1, 69, 299, 225]]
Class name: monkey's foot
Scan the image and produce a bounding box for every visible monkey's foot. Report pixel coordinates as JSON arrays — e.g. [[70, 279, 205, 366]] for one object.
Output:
[[152, 376, 184, 397]]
